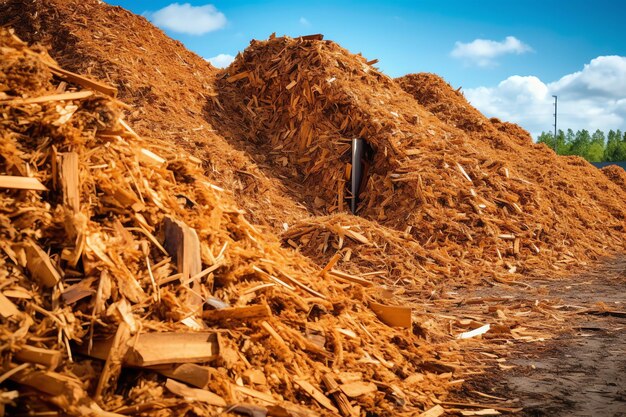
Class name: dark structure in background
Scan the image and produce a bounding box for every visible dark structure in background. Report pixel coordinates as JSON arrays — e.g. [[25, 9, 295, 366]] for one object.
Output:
[[591, 161, 626, 170]]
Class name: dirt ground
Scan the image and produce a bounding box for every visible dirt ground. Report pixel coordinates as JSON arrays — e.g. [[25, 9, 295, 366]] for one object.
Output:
[[450, 257, 626, 416]]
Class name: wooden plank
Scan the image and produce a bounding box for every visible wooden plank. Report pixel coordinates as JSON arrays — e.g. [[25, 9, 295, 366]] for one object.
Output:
[[339, 381, 377, 397], [58, 152, 80, 211], [226, 71, 251, 83], [86, 331, 219, 367], [48, 65, 117, 96], [23, 239, 63, 288], [300, 34, 324, 41], [369, 301, 412, 328], [149, 363, 211, 388], [439, 402, 522, 413], [0, 175, 47, 191], [419, 405, 445, 417], [1, 90, 93, 105], [123, 331, 219, 366], [0, 293, 20, 318], [14, 345, 61, 369], [202, 304, 271, 322], [163, 216, 202, 284], [457, 324, 490, 340], [293, 377, 338, 414], [321, 373, 357, 417], [165, 378, 226, 406]]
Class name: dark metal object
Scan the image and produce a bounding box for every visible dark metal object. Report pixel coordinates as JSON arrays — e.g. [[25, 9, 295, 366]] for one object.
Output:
[[553, 95, 558, 153], [351, 138, 364, 214]]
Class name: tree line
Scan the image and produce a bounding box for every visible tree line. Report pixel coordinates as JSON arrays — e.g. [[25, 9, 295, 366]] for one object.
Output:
[[537, 129, 626, 162]]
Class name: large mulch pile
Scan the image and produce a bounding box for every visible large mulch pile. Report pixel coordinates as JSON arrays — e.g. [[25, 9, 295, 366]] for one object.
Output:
[[1, 1, 625, 416]]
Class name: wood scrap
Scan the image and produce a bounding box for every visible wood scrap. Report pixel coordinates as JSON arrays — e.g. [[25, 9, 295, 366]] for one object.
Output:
[[292, 377, 338, 414], [22, 239, 63, 288], [369, 301, 412, 328], [0, 293, 19, 318], [165, 378, 226, 406], [86, 331, 219, 366], [14, 345, 61, 369], [58, 151, 80, 211], [0, 175, 47, 191], [202, 304, 272, 322], [339, 381, 377, 397], [148, 363, 212, 388], [419, 404, 445, 417], [321, 373, 357, 417]]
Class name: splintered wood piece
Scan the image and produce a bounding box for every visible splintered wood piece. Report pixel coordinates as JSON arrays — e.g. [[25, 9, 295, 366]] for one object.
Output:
[[419, 404, 445, 417], [0, 293, 20, 318], [328, 269, 373, 287], [300, 34, 324, 41], [260, 320, 292, 358], [339, 381, 377, 397], [292, 377, 338, 414], [123, 331, 219, 366], [149, 363, 212, 388], [138, 148, 166, 166], [457, 324, 490, 340], [0, 175, 47, 191], [23, 239, 63, 288], [15, 345, 61, 369], [460, 409, 501, 416], [95, 322, 131, 400], [58, 152, 80, 211], [202, 304, 271, 322], [321, 374, 357, 417], [369, 301, 412, 328], [8, 366, 126, 416], [233, 385, 277, 404], [86, 331, 219, 367], [165, 378, 226, 406], [163, 216, 202, 284], [319, 253, 341, 275], [0, 90, 93, 105], [48, 64, 117, 96], [226, 71, 251, 83]]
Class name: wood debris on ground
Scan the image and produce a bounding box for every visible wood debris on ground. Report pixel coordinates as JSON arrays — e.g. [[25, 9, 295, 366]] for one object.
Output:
[[0, 1, 625, 416], [0, 29, 467, 416]]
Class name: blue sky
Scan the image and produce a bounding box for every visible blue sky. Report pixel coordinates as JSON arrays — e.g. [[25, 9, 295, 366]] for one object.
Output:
[[105, 0, 626, 137]]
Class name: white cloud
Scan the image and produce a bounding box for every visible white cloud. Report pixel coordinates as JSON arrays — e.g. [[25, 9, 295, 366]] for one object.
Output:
[[206, 53, 235, 68], [451, 36, 532, 67], [299, 17, 311, 26], [148, 3, 226, 35], [463, 56, 626, 138]]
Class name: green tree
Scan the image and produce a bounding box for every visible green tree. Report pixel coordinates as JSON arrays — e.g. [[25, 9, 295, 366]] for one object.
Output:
[[615, 129, 626, 161], [537, 131, 554, 149], [586, 129, 606, 162], [570, 129, 591, 158], [562, 128, 575, 155], [555, 129, 568, 155], [591, 129, 605, 147], [605, 129, 620, 161]]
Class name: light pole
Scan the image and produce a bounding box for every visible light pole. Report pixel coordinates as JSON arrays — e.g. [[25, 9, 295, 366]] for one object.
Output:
[[552, 95, 558, 153]]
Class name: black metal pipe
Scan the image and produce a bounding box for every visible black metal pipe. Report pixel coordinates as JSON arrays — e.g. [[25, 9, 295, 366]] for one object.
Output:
[[351, 138, 364, 214]]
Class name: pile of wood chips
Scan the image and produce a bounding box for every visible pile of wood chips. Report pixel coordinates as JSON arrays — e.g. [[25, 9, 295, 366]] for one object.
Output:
[[0, 1, 625, 416], [0, 29, 483, 417], [211, 35, 625, 290]]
